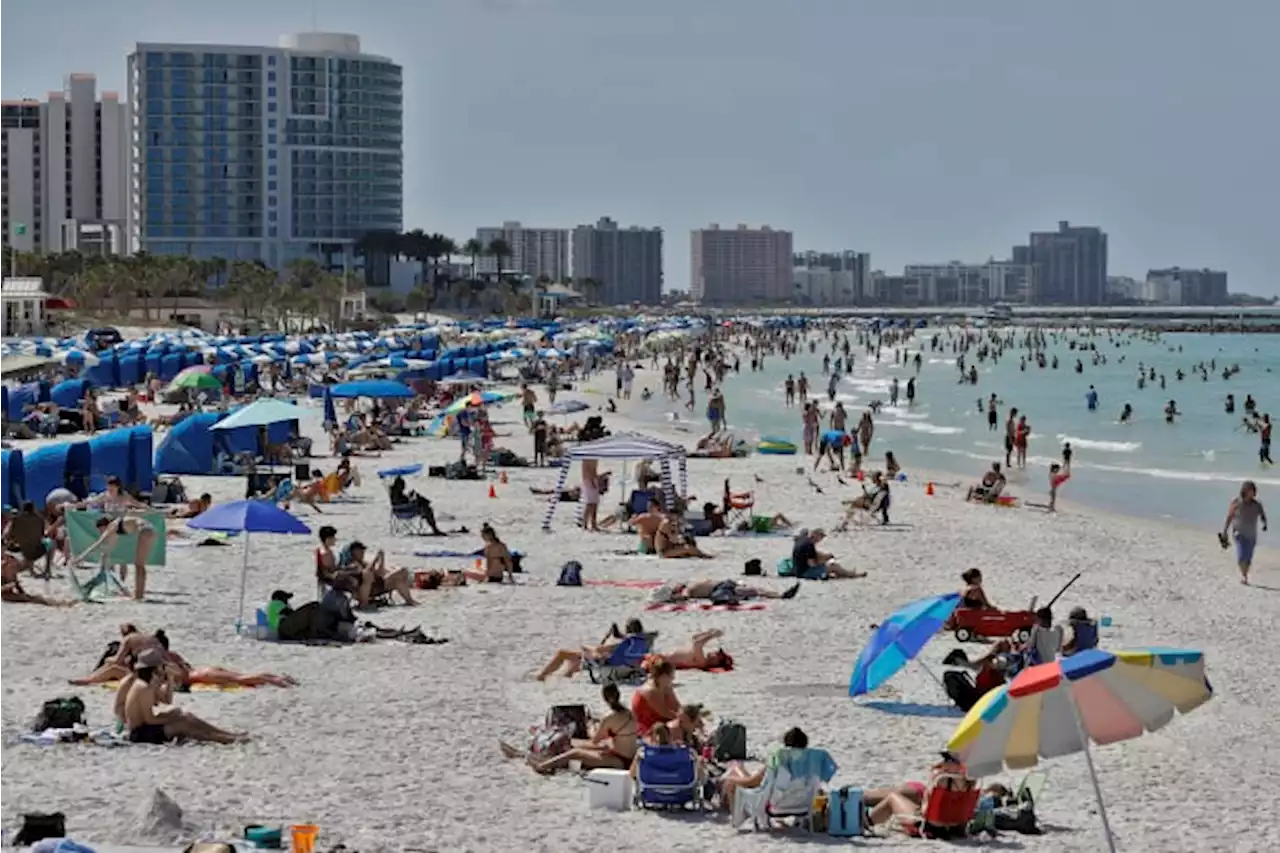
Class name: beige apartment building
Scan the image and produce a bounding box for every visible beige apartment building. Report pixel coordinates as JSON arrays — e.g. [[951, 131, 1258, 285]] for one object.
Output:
[[690, 223, 793, 305]]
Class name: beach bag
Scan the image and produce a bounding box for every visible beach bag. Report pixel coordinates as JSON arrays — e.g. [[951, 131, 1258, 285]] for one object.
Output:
[[528, 722, 574, 760], [708, 580, 741, 606], [943, 671, 981, 713], [776, 557, 796, 577], [743, 558, 763, 577], [33, 697, 85, 732], [15, 813, 66, 845], [827, 786, 865, 837], [557, 560, 583, 586], [993, 799, 1042, 834], [547, 704, 589, 739], [711, 719, 747, 762]]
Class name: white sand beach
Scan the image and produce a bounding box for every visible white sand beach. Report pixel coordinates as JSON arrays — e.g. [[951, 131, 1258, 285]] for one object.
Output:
[[3, 367, 1278, 853]]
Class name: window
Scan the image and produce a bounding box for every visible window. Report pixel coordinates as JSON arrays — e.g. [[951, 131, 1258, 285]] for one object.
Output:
[[268, 133, 276, 144], [268, 118, 277, 129], [268, 211, 277, 222], [268, 226, 277, 237], [268, 102, 277, 113], [268, 164, 277, 176], [268, 180, 277, 191], [267, 55, 276, 66], [268, 149, 276, 159], [268, 71, 276, 82], [268, 196, 277, 206], [268, 86, 276, 97]]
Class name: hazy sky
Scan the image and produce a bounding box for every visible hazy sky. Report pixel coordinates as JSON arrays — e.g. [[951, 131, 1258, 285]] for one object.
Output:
[[4, 0, 1276, 294]]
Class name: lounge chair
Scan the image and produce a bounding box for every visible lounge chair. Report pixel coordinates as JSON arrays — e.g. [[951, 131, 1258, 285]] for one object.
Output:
[[634, 745, 703, 810], [584, 634, 654, 686], [732, 759, 826, 831]]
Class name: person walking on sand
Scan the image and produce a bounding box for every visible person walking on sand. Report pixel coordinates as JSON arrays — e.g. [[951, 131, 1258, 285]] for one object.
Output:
[[1221, 480, 1267, 585]]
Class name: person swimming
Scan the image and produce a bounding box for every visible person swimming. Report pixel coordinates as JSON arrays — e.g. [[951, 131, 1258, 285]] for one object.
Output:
[[1120, 403, 1133, 423]]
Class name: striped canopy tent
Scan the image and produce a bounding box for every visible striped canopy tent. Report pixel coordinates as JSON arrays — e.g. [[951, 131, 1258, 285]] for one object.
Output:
[[541, 432, 687, 531]]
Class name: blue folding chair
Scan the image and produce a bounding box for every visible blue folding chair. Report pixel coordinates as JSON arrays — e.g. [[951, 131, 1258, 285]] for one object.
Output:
[[584, 634, 653, 686], [634, 744, 703, 810]]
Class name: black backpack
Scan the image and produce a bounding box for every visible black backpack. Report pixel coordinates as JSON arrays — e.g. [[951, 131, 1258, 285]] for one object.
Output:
[[943, 671, 982, 713], [711, 719, 747, 762], [557, 561, 583, 586], [15, 813, 66, 846], [33, 697, 86, 731], [743, 558, 763, 577]]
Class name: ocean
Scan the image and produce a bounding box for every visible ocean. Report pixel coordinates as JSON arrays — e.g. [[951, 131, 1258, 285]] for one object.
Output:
[[651, 329, 1280, 531]]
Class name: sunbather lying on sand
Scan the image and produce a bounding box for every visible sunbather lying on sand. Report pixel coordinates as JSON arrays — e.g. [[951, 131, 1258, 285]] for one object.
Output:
[[648, 629, 730, 670], [71, 624, 170, 685], [115, 649, 247, 744], [654, 579, 800, 603], [168, 493, 212, 519], [537, 618, 648, 680], [158, 631, 297, 688]]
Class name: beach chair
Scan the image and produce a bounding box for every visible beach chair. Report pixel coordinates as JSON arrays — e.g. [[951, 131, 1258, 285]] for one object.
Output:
[[732, 760, 826, 832], [584, 634, 654, 686], [894, 772, 981, 839], [1065, 620, 1098, 655], [634, 745, 703, 810], [379, 479, 431, 536]]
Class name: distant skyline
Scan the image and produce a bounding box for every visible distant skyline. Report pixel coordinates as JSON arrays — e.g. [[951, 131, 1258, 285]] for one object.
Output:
[[3, 0, 1276, 294]]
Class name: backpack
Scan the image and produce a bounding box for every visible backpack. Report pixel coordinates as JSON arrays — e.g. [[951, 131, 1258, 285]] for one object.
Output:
[[708, 580, 741, 606], [557, 560, 583, 586], [943, 671, 982, 712], [743, 558, 763, 577], [711, 719, 747, 762], [15, 813, 66, 846], [33, 697, 86, 731]]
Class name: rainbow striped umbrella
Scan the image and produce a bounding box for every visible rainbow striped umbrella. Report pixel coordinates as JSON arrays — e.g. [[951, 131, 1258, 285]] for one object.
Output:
[[947, 648, 1212, 852]]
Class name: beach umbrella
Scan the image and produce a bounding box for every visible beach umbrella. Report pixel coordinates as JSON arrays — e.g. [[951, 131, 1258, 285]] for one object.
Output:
[[849, 592, 960, 697], [168, 370, 223, 392], [947, 648, 1212, 852], [188, 500, 311, 634], [55, 348, 100, 367], [441, 372, 489, 385], [328, 379, 415, 399], [442, 390, 511, 415], [212, 399, 308, 431]]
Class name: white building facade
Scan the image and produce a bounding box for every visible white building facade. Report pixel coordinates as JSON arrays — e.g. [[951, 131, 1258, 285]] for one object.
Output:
[[474, 221, 569, 281], [690, 224, 793, 305], [792, 250, 871, 305], [2, 75, 129, 255], [902, 259, 1032, 305]]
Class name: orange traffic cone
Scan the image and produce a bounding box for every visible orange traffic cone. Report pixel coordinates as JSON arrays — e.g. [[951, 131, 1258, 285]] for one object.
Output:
[[488, 483, 497, 499], [499, 470, 509, 485], [926, 481, 935, 496]]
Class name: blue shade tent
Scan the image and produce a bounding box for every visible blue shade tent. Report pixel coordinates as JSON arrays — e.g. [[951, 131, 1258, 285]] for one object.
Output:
[[154, 412, 292, 475], [118, 353, 143, 385], [87, 428, 134, 494], [84, 352, 118, 387], [328, 379, 415, 399], [22, 441, 93, 507], [50, 378, 93, 409], [1, 448, 25, 508], [5, 381, 46, 422], [129, 426, 154, 494], [849, 593, 961, 698]]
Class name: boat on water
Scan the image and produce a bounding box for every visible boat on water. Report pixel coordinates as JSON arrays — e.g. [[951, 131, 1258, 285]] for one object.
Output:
[[985, 302, 1014, 323]]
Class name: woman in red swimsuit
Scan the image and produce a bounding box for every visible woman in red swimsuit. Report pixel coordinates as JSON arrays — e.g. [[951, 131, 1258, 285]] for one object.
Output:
[[632, 658, 681, 735]]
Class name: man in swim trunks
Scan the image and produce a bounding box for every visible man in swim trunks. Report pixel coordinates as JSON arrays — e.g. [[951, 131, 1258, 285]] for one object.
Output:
[[120, 647, 245, 744]]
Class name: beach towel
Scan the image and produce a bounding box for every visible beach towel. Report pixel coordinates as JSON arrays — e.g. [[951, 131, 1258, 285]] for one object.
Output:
[[98, 681, 247, 693], [16, 727, 129, 747], [645, 602, 768, 613], [413, 548, 525, 559], [65, 509, 168, 566], [586, 579, 666, 589]]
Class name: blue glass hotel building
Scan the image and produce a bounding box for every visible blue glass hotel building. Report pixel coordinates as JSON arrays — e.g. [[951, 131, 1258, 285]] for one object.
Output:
[[126, 33, 402, 268]]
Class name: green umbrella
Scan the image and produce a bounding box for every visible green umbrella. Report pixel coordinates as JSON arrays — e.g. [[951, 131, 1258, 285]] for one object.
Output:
[[169, 371, 223, 391]]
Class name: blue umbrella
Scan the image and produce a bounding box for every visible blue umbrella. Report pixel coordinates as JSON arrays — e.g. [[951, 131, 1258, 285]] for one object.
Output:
[[322, 388, 337, 427], [189, 500, 311, 634], [328, 379, 416, 399], [377, 463, 423, 479], [849, 592, 961, 698]]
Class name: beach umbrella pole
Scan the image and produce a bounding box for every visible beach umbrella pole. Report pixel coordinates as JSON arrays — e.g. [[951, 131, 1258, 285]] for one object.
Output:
[[915, 659, 947, 692], [1068, 689, 1117, 853], [235, 534, 251, 635]]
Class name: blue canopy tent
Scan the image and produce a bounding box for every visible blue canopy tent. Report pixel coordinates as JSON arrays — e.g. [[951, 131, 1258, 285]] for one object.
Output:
[[5, 381, 47, 422], [130, 426, 155, 495], [50, 378, 93, 408], [159, 353, 184, 380], [328, 379, 415, 399], [22, 441, 93, 507], [2, 448, 25, 509], [87, 428, 135, 493], [118, 353, 144, 385], [154, 411, 292, 475]]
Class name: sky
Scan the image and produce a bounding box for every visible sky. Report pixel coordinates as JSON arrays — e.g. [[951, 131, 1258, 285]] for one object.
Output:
[[3, 0, 1277, 295]]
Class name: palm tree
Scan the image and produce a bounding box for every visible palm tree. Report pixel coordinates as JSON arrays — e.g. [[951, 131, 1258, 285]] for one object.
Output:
[[223, 260, 277, 328], [487, 237, 512, 282], [462, 238, 484, 279]]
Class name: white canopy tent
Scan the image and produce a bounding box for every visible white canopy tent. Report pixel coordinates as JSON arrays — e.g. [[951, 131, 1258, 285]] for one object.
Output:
[[541, 432, 688, 531]]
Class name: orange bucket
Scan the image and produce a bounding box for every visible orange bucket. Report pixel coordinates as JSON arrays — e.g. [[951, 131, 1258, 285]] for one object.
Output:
[[291, 824, 319, 853]]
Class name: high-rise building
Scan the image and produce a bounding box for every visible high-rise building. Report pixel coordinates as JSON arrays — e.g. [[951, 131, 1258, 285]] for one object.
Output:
[[2, 74, 128, 255], [901, 259, 1033, 305], [474, 221, 569, 281], [1027, 221, 1108, 305], [1144, 267, 1228, 305], [127, 33, 402, 268], [571, 217, 662, 305], [690, 224, 793, 305], [792, 250, 871, 305]]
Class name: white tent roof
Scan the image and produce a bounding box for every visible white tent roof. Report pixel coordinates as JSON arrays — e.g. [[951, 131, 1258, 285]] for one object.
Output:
[[566, 432, 686, 460]]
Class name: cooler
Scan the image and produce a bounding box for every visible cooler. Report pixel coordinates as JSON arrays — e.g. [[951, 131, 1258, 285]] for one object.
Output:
[[585, 768, 632, 811]]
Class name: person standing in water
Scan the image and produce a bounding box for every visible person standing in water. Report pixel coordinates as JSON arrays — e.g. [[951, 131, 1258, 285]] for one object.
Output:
[[1260, 414, 1273, 465], [1086, 385, 1098, 411], [986, 394, 999, 431], [1220, 481, 1267, 585], [1004, 407, 1019, 467]]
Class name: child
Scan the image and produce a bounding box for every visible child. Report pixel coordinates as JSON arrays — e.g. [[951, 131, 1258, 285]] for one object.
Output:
[[1048, 462, 1071, 512]]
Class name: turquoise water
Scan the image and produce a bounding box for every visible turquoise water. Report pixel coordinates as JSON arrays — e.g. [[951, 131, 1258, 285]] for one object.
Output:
[[704, 330, 1279, 530]]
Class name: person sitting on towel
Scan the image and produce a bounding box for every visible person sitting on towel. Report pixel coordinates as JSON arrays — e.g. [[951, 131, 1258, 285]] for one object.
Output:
[[791, 529, 867, 579]]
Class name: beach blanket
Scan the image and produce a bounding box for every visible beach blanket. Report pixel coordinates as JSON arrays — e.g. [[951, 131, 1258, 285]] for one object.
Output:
[[98, 681, 247, 693], [413, 548, 525, 559], [645, 602, 768, 613], [585, 579, 666, 589]]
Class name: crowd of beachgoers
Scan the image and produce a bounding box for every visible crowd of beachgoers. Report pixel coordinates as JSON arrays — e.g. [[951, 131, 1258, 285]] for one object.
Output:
[[0, 316, 1274, 852]]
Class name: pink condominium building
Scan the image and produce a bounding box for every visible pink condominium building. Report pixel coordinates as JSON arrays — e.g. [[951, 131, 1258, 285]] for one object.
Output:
[[690, 223, 793, 305]]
